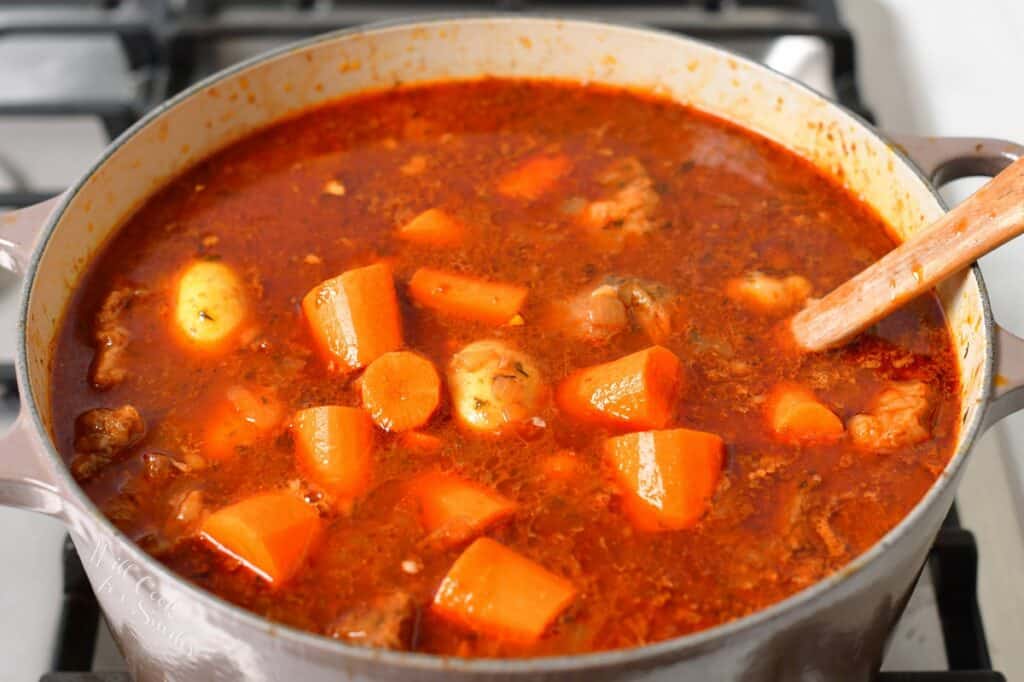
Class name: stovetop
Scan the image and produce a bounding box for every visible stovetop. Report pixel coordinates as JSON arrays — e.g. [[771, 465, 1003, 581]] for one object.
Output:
[[0, 1, 1009, 680]]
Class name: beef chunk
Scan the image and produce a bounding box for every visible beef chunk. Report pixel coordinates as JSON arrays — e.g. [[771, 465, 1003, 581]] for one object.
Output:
[[70, 405, 145, 482], [75, 405, 145, 455], [91, 287, 146, 390], [329, 592, 418, 650], [849, 381, 932, 451], [578, 157, 660, 250], [726, 271, 812, 316], [561, 275, 679, 345]]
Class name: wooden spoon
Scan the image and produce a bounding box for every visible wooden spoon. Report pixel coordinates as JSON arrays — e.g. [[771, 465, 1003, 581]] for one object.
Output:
[[790, 156, 1024, 352]]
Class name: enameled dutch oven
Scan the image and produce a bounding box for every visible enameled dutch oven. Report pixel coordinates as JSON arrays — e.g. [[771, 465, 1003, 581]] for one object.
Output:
[[1, 17, 1023, 682]]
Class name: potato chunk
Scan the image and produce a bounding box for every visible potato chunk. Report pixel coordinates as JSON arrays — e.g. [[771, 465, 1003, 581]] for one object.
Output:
[[848, 381, 932, 451], [174, 261, 247, 351], [726, 271, 812, 315], [448, 340, 546, 436]]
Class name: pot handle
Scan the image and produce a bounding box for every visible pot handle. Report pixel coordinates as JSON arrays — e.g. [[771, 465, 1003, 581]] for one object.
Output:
[[0, 413, 66, 516], [0, 195, 67, 515], [888, 134, 1024, 427], [0, 193, 62, 275]]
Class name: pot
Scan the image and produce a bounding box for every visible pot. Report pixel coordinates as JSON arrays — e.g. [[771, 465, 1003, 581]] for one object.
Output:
[[1, 17, 1022, 682]]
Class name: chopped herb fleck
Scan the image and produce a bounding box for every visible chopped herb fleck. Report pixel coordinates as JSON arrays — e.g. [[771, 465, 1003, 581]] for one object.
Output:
[[514, 361, 529, 377]]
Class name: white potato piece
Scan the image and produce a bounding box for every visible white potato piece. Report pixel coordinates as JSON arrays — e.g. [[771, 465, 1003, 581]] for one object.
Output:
[[448, 340, 546, 436], [848, 381, 932, 451], [726, 271, 812, 315], [174, 260, 247, 351]]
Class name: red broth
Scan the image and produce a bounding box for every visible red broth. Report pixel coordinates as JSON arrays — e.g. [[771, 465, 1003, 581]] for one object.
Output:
[[50, 79, 960, 657]]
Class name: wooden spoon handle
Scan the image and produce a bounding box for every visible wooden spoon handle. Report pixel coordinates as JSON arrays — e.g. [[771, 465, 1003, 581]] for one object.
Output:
[[790, 156, 1024, 352]]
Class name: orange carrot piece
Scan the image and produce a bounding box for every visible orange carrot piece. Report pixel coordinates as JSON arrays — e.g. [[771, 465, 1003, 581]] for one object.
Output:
[[433, 537, 576, 642], [766, 383, 844, 444], [409, 472, 517, 548], [408, 268, 528, 326], [497, 154, 572, 200], [540, 451, 581, 481], [360, 351, 441, 432], [302, 263, 403, 372], [603, 428, 724, 532], [202, 385, 285, 461], [556, 346, 682, 430], [200, 491, 322, 586], [399, 431, 443, 453], [292, 406, 374, 505], [398, 208, 464, 246]]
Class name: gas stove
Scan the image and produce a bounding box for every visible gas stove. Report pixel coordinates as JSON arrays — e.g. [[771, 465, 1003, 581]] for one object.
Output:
[[0, 1, 1012, 680]]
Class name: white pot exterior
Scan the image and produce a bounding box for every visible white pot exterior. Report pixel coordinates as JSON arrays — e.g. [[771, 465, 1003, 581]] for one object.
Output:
[[0, 17, 1011, 681]]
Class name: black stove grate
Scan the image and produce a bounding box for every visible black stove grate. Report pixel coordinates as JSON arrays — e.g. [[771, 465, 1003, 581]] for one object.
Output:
[[0, 2, 1004, 680]]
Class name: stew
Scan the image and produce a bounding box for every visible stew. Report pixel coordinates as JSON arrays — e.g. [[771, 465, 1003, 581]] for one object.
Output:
[[50, 79, 961, 658]]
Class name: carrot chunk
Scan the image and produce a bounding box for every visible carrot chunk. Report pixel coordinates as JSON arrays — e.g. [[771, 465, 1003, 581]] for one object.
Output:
[[398, 208, 464, 246], [603, 428, 724, 531], [433, 537, 576, 642], [497, 154, 572, 200], [766, 383, 844, 444], [200, 491, 322, 586], [292, 406, 374, 506], [556, 346, 682, 430], [360, 351, 441, 432], [399, 431, 443, 453], [408, 268, 528, 326], [302, 263, 403, 372], [409, 472, 517, 548], [202, 385, 285, 461]]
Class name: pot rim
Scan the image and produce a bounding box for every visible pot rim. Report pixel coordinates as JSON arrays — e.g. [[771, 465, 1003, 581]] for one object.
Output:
[[17, 14, 994, 674]]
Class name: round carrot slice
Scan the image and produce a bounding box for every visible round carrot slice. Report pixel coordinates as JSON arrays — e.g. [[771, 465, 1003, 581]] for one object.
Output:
[[360, 351, 441, 432]]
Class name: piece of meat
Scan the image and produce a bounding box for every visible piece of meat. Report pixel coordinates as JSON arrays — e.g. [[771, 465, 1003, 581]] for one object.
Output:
[[328, 592, 418, 650], [579, 158, 660, 250], [563, 276, 678, 344], [813, 507, 847, 560], [75, 405, 145, 455], [725, 271, 811, 315], [166, 487, 206, 538], [91, 287, 146, 390], [564, 284, 629, 344], [848, 381, 932, 451], [70, 405, 145, 482], [448, 340, 547, 436], [141, 452, 191, 481], [607, 275, 677, 343]]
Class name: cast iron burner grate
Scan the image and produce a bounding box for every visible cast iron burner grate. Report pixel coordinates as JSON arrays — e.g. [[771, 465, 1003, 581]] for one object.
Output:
[[0, 1, 1004, 680], [40, 507, 1004, 680]]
